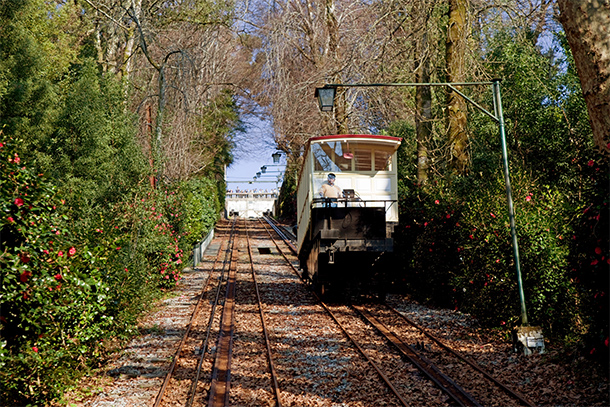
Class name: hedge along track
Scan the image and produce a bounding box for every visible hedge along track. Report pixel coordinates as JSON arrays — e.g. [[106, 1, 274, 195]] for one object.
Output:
[[153, 217, 237, 407], [260, 217, 537, 407]]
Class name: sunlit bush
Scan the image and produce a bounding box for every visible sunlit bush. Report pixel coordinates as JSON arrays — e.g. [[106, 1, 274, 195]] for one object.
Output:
[[1, 134, 114, 402], [0, 133, 224, 403]]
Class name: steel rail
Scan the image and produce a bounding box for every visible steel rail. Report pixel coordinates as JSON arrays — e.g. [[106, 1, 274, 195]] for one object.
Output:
[[386, 305, 537, 407], [207, 219, 241, 406], [184, 218, 238, 407], [246, 220, 283, 407], [257, 219, 410, 407], [262, 216, 297, 254], [354, 305, 481, 407], [153, 218, 234, 407]]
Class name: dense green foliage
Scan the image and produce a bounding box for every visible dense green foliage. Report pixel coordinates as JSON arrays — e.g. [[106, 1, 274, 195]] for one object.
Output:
[[0, 0, 233, 403], [392, 29, 608, 367], [276, 159, 300, 222], [0, 133, 225, 404]]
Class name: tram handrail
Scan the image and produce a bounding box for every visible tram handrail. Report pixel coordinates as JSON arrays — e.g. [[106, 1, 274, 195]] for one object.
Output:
[[311, 197, 397, 210]]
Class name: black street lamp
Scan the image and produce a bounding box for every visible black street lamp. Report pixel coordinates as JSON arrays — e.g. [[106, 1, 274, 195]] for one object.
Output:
[[272, 151, 282, 164], [314, 86, 337, 112]]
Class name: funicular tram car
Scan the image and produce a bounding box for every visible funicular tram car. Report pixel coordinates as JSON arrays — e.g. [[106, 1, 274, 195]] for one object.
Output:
[[296, 134, 402, 298]]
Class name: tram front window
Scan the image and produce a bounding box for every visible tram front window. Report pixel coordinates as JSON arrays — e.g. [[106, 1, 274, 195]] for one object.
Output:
[[312, 141, 393, 172], [312, 142, 342, 172]]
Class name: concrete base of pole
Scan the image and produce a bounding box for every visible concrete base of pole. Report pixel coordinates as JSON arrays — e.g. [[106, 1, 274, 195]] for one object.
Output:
[[513, 326, 545, 355]]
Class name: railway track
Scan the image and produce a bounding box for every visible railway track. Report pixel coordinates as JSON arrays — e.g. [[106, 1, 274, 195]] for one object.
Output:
[[261, 216, 536, 407], [354, 303, 537, 407], [151, 218, 285, 407], [152, 218, 236, 407], [150, 217, 536, 406]]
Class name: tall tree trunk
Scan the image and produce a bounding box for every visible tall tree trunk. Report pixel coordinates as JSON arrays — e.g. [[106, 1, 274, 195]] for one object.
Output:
[[121, 0, 141, 81], [557, 0, 610, 155], [446, 0, 469, 174], [415, 33, 431, 185]]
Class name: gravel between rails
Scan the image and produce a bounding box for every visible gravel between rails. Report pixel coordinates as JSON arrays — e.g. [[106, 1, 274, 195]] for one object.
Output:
[[60, 220, 609, 407], [228, 226, 275, 406], [241, 220, 394, 407]]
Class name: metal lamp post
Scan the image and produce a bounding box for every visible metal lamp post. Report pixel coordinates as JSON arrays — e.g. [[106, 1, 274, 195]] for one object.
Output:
[[315, 79, 529, 327]]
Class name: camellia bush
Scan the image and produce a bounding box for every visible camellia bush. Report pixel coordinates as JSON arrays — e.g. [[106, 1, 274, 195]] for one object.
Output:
[[0, 133, 224, 404], [390, 27, 608, 370], [0, 134, 114, 401]]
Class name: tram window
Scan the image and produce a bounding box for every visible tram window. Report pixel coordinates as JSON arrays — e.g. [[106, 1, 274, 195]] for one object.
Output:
[[354, 148, 372, 171], [374, 150, 392, 171], [312, 143, 340, 172], [335, 148, 352, 171], [312, 141, 393, 172]]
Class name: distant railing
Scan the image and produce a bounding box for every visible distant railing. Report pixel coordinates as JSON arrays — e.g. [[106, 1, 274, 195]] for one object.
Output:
[[193, 228, 215, 267], [226, 191, 279, 199]]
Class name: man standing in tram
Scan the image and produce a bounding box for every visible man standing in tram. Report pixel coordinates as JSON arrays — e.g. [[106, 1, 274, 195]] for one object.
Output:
[[319, 173, 342, 198]]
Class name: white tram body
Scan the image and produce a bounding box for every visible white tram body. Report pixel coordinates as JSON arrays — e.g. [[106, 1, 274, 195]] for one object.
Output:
[[296, 134, 402, 294]]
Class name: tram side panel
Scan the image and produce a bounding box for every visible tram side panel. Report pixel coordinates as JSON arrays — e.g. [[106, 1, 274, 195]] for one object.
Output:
[[296, 145, 313, 257]]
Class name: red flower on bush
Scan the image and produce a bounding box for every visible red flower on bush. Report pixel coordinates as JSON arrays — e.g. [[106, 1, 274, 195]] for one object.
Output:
[[588, 160, 594, 167], [9, 153, 20, 164], [68, 247, 76, 257], [32, 346, 38, 353], [54, 274, 62, 281], [20, 271, 31, 283], [58, 251, 64, 257], [434, 199, 440, 205], [595, 247, 602, 255], [19, 253, 30, 263], [7, 216, 14, 223], [14, 197, 24, 207]]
